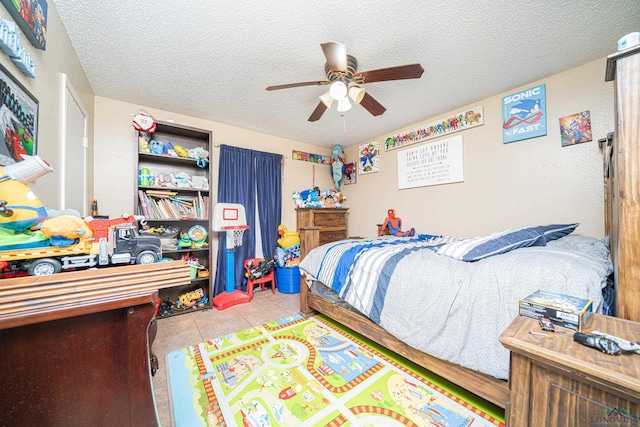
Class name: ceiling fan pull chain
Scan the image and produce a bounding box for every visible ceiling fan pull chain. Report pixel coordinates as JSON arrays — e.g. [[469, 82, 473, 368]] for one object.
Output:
[[342, 114, 347, 133]]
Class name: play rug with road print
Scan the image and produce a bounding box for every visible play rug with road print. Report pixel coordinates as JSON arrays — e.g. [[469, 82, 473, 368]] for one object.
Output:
[[167, 314, 504, 427]]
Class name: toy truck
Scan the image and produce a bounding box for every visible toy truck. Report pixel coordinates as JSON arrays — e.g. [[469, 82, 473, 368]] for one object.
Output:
[[0, 216, 162, 276]]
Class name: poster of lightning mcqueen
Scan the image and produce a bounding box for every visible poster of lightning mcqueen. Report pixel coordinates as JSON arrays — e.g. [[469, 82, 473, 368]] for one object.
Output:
[[0, 62, 38, 166], [502, 83, 547, 144]]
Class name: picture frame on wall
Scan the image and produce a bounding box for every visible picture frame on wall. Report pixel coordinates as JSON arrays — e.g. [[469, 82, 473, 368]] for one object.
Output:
[[501, 83, 547, 143], [559, 110, 592, 147], [0, 61, 38, 165], [344, 162, 356, 185], [358, 141, 379, 175], [0, 0, 48, 50]]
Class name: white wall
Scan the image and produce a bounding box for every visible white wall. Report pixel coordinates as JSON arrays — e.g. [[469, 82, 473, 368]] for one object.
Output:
[[341, 57, 612, 239], [0, 5, 94, 209]]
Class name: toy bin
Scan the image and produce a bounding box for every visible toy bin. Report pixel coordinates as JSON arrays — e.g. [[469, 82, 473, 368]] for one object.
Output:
[[275, 266, 300, 294]]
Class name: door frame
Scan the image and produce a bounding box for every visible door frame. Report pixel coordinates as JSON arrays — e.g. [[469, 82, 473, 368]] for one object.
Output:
[[59, 73, 89, 215]]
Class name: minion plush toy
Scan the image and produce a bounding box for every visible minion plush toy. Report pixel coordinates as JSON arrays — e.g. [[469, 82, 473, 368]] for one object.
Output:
[[0, 156, 54, 250], [0, 155, 53, 233]]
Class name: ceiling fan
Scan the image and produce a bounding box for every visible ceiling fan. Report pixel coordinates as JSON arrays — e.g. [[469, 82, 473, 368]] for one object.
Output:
[[266, 41, 424, 122]]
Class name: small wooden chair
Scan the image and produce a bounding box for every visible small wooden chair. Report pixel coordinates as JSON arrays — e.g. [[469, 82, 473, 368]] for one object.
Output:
[[244, 258, 276, 296]]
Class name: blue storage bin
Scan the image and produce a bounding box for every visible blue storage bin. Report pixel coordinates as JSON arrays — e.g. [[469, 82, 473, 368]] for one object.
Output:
[[275, 266, 300, 294]]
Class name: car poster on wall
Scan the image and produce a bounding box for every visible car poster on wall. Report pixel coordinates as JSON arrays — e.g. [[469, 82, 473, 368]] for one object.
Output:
[[0, 62, 38, 166], [0, 0, 47, 50], [502, 83, 547, 144]]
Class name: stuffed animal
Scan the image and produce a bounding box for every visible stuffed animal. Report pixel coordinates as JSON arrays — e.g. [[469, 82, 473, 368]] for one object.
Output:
[[0, 156, 51, 233], [132, 110, 157, 134], [379, 209, 415, 237], [330, 144, 345, 190], [173, 144, 189, 158], [149, 139, 164, 155], [138, 132, 151, 153], [40, 215, 93, 246]]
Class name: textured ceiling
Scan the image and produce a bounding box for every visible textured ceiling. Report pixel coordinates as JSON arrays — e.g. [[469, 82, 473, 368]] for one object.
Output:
[[53, 0, 640, 148]]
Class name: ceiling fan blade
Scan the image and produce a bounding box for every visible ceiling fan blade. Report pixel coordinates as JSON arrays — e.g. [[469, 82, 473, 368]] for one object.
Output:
[[321, 41, 348, 72], [353, 63, 424, 84], [266, 80, 329, 91], [360, 92, 386, 116], [308, 101, 328, 122]]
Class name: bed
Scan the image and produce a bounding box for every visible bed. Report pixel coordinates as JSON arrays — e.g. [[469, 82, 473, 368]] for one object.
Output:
[[297, 225, 613, 409]]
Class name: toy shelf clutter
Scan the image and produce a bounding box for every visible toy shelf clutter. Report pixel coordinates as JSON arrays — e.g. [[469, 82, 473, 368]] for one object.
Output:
[[134, 120, 213, 316]]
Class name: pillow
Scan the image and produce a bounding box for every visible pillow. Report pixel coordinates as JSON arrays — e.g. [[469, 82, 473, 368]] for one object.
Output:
[[436, 225, 546, 262], [537, 223, 579, 242]]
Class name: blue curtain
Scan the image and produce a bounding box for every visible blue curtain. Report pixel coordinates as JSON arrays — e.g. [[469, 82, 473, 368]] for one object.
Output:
[[256, 152, 282, 261], [214, 145, 282, 296]]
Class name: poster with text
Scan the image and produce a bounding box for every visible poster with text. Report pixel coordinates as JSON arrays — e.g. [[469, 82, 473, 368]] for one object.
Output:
[[502, 83, 546, 143], [397, 135, 464, 189]]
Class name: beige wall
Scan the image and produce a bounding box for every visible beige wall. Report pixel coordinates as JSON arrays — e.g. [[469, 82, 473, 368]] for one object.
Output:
[[0, 5, 94, 209], [341, 57, 612, 239]]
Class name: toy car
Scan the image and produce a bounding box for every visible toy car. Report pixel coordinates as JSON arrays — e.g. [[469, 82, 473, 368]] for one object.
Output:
[[539, 317, 555, 332]]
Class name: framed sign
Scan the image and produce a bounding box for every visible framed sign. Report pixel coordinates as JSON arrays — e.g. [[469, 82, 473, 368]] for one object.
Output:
[[0, 0, 48, 50], [0, 62, 38, 165], [397, 135, 464, 189]]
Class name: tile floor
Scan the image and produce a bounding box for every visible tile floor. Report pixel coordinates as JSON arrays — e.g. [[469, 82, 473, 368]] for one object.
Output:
[[151, 289, 301, 427]]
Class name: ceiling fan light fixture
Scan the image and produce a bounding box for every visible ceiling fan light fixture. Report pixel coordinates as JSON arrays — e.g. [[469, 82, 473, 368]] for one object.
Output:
[[319, 91, 334, 108], [337, 98, 352, 113], [348, 85, 366, 104], [329, 80, 348, 100]]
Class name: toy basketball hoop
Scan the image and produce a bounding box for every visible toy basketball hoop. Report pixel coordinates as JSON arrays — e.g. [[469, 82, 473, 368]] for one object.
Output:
[[221, 225, 249, 249], [212, 203, 252, 310]]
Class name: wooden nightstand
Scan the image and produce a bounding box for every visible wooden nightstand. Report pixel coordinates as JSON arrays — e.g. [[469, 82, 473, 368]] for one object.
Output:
[[499, 314, 640, 426]]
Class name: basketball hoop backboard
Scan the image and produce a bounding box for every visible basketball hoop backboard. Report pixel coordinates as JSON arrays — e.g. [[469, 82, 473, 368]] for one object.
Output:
[[212, 203, 248, 231]]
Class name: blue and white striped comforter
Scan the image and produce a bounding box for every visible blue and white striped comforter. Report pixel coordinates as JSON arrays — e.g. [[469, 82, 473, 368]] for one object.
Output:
[[300, 235, 612, 380]]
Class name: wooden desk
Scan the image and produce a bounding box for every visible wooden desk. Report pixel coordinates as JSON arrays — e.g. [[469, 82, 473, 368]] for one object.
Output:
[[500, 314, 640, 426], [0, 262, 190, 427]]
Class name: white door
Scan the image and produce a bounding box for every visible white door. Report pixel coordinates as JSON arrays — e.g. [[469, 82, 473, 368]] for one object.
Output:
[[60, 74, 88, 215]]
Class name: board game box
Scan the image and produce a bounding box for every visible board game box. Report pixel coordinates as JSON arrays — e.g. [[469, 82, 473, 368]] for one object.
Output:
[[519, 290, 593, 331]]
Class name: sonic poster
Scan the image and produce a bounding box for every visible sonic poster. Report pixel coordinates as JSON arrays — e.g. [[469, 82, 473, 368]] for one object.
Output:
[[502, 84, 546, 144]]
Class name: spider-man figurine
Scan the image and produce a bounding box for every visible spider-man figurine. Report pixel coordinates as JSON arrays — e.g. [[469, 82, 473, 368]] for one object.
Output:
[[379, 209, 415, 237]]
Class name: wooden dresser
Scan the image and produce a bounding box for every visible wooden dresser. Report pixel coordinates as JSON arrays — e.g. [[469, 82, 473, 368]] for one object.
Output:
[[0, 261, 190, 427], [500, 314, 640, 426], [296, 208, 348, 245]]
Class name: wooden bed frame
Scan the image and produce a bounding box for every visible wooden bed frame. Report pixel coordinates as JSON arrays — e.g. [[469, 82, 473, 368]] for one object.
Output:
[[297, 226, 510, 409]]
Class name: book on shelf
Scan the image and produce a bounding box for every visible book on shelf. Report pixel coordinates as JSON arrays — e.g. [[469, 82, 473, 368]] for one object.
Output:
[[138, 190, 209, 220]]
